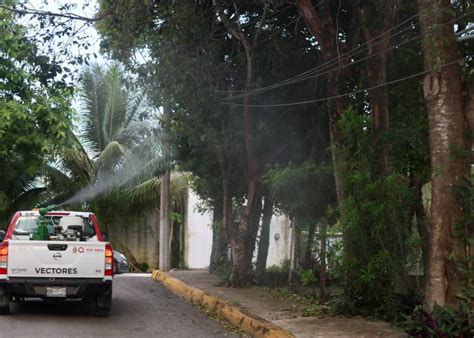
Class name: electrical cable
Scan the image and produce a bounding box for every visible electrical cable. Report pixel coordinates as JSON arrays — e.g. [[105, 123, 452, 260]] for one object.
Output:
[[230, 58, 464, 108], [224, 1, 450, 99], [214, 0, 325, 92], [226, 7, 472, 101]]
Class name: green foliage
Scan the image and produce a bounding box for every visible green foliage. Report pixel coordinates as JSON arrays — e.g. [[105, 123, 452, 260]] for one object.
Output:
[[43, 64, 171, 229], [400, 304, 473, 338], [264, 162, 335, 220], [326, 234, 344, 283], [213, 257, 232, 287], [452, 176, 474, 308], [338, 107, 421, 316], [0, 7, 73, 223], [170, 211, 182, 224], [97, 0, 324, 213], [299, 269, 316, 287], [267, 259, 290, 273]]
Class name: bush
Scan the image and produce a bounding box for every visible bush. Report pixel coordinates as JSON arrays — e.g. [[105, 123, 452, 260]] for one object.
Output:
[[400, 304, 473, 337], [299, 269, 316, 287]]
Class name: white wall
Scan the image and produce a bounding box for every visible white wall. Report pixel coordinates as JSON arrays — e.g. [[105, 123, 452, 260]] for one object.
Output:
[[184, 190, 292, 270], [184, 190, 213, 269]]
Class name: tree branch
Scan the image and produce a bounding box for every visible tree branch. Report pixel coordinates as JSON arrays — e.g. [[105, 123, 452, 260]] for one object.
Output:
[[213, 0, 252, 60], [0, 5, 109, 22], [253, 3, 269, 47]]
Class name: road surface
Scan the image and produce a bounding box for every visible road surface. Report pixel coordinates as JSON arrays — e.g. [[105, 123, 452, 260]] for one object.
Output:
[[0, 274, 235, 337]]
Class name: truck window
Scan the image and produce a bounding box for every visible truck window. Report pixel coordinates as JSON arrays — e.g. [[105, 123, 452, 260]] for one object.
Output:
[[12, 215, 96, 240], [13, 216, 40, 235]]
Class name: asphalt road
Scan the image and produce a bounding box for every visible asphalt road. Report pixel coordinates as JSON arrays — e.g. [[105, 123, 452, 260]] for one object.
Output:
[[0, 274, 235, 337]]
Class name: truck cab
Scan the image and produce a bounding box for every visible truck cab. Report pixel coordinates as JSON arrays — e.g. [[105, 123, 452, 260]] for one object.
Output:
[[0, 210, 113, 316]]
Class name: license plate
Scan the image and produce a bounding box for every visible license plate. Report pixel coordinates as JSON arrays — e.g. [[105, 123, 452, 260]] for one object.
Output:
[[46, 286, 67, 297]]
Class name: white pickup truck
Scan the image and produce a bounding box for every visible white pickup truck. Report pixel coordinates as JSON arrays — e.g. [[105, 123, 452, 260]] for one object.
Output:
[[0, 210, 113, 316]]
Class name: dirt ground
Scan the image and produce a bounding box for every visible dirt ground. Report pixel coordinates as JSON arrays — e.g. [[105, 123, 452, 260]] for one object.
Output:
[[168, 270, 406, 337]]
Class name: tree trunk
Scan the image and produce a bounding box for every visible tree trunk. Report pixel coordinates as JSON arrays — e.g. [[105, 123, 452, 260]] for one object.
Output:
[[303, 222, 316, 270], [209, 197, 228, 273], [319, 218, 327, 303], [288, 217, 296, 286], [249, 195, 263, 259], [361, 0, 399, 173], [256, 192, 273, 276], [417, 0, 470, 310], [159, 169, 171, 271], [411, 174, 429, 278], [217, 145, 233, 269], [228, 46, 262, 286], [296, 0, 353, 286], [159, 107, 171, 271], [213, 0, 266, 287]]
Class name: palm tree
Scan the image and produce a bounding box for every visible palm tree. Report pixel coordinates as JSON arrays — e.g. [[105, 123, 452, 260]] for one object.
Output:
[[41, 64, 190, 271], [44, 64, 178, 224]]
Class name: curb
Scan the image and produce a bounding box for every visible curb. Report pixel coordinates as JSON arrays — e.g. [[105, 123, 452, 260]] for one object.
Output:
[[151, 270, 294, 338]]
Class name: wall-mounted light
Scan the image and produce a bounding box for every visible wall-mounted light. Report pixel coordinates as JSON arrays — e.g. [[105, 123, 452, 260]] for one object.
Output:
[[274, 233, 280, 241]]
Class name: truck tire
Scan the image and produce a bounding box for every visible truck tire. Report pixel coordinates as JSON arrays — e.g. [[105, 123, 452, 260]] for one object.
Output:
[[95, 305, 110, 317], [95, 287, 112, 317], [0, 288, 9, 315]]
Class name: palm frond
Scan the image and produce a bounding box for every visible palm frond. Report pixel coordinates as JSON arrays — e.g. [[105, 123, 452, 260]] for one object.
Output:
[[12, 187, 47, 210], [79, 66, 107, 154], [125, 91, 147, 127], [125, 177, 161, 205], [102, 65, 128, 144], [42, 165, 79, 197], [57, 147, 93, 186], [95, 141, 126, 177], [118, 154, 168, 190], [113, 121, 153, 149]]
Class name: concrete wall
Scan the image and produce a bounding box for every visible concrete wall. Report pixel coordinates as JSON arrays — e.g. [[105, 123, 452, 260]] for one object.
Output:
[[109, 189, 291, 271], [109, 211, 159, 269]]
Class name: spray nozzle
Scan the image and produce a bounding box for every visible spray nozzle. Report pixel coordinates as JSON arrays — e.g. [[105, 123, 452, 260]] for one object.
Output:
[[39, 205, 57, 216]]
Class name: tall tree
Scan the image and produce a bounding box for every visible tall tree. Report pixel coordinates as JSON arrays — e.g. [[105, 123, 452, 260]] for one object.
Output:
[[360, 0, 399, 172], [45, 64, 166, 228], [212, 0, 268, 286], [0, 6, 72, 223], [255, 190, 273, 277], [417, 0, 471, 310]]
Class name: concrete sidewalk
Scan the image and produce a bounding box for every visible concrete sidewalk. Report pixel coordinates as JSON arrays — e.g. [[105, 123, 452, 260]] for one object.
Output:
[[153, 269, 406, 337]]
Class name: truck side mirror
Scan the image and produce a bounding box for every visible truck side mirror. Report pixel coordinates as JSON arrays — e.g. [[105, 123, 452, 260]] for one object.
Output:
[[102, 231, 109, 242], [0, 230, 5, 242]]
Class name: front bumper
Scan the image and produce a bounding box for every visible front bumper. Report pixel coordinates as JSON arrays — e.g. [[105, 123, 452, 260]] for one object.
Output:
[[0, 277, 112, 299]]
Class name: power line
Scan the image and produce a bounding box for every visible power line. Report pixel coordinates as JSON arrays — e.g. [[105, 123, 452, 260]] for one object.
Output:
[[225, 1, 450, 100], [226, 6, 470, 101], [230, 58, 464, 108], [215, 0, 324, 92]]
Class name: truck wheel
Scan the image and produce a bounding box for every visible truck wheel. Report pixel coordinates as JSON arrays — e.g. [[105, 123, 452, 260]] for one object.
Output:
[[0, 306, 10, 315], [95, 288, 112, 317]]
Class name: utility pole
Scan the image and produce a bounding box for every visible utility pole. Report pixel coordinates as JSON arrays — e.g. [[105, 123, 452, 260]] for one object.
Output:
[[159, 106, 171, 271]]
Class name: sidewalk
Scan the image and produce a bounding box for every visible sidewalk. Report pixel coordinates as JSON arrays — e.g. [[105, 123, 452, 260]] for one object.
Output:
[[153, 269, 406, 337]]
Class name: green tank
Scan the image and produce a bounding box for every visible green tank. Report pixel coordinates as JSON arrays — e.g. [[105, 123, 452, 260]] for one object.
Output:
[[31, 205, 57, 240]]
